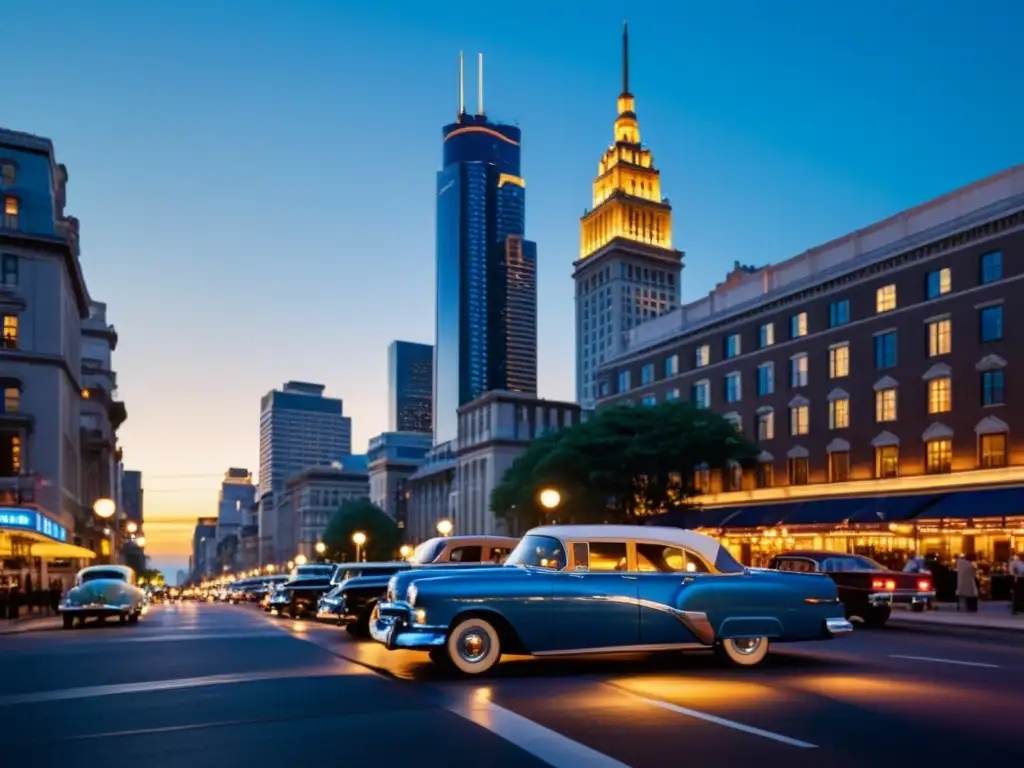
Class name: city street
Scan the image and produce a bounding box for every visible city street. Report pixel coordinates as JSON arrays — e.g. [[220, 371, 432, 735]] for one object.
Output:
[[2, 603, 1022, 767]]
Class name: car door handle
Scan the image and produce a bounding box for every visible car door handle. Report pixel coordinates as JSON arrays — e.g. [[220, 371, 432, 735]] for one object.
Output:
[[621, 575, 637, 580], [681, 577, 695, 585]]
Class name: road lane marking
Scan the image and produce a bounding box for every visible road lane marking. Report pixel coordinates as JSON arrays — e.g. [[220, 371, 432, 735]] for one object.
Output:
[[633, 696, 818, 749], [889, 654, 1000, 669], [449, 689, 630, 768], [0, 666, 353, 707]]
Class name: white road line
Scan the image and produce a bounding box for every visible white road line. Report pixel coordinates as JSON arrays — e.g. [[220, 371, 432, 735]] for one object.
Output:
[[0, 666, 350, 707], [889, 654, 1000, 669], [637, 696, 818, 749], [448, 693, 630, 768]]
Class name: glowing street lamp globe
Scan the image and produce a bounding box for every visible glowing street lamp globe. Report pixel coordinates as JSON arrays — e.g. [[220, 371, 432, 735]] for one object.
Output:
[[539, 489, 561, 510], [135, 536, 146, 547], [93, 498, 116, 519], [126, 522, 138, 534], [399, 545, 411, 559], [351, 532, 367, 546], [294, 554, 308, 566], [315, 541, 327, 555], [436, 519, 453, 537]]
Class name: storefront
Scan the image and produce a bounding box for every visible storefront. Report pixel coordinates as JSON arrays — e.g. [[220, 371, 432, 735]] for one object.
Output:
[[0, 506, 97, 594]]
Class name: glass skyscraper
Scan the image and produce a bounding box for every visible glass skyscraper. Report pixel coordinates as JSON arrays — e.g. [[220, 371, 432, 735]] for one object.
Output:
[[434, 107, 538, 444], [388, 340, 433, 434]]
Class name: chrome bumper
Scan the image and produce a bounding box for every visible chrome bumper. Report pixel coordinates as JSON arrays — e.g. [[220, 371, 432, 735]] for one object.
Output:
[[60, 604, 131, 614], [825, 617, 854, 635], [370, 601, 446, 650], [868, 591, 936, 607]]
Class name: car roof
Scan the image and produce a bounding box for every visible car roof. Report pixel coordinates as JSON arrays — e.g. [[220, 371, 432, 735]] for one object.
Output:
[[79, 565, 134, 579], [425, 535, 520, 545], [338, 562, 410, 569], [776, 551, 853, 561], [526, 525, 723, 568]]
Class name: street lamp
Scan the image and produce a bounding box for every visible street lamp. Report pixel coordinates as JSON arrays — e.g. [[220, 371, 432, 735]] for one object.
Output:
[[539, 489, 561, 510], [352, 531, 367, 562], [93, 498, 116, 564], [399, 545, 411, 560], [294, 554, 308, 566], [126, 521, 138, 534], [436, 519, 453, 537], [287, 560, 295, 570], [315, 541, 326, 561], [266, 564, 276, 573], [135, 536, 146, 548]]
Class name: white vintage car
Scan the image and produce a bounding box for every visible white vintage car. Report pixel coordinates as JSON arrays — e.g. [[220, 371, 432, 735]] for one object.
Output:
[[60, 565, 147, 628]]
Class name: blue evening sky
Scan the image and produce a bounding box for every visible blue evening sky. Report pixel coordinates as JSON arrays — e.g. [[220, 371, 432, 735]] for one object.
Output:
[[5, 0, 1021, 573]]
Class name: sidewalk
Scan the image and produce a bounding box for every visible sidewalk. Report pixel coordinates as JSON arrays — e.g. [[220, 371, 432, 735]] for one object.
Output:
[[889, 602, 1024, 632], [0, 614, 61, 635]]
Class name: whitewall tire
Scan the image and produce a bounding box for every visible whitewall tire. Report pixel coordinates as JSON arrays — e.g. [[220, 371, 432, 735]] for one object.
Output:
[[445, 616, 502, 676], [716, 637, 769, 667]]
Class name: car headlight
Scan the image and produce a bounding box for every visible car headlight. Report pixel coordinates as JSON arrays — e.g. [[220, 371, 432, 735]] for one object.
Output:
[[406, 584, 417, 606]]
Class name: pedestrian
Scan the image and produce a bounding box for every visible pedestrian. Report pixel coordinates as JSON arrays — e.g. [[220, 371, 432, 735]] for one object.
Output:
[[1009, 552, 1024, 615], [956, 554, 979, 613], [903, 553, 927, 573]]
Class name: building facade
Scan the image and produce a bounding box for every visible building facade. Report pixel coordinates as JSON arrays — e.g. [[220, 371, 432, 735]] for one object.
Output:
[[215, 467, 256, 562], [257, 381, 352, 559], [388, 340, 433, 434], [121, 469, 143, 525], [574, 24, 683, 409], [596, 165, 1024, 534], [433, 54, 538, 444], [403, 441, 456, 545], [367, 431, 432, 528], [279, 465, 370, 561], [190, 517, 217, 582]]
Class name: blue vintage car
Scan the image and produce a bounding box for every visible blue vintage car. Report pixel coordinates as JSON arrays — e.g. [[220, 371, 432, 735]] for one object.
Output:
[[370, 524, 853, 675], [60, 565, 147, 629]]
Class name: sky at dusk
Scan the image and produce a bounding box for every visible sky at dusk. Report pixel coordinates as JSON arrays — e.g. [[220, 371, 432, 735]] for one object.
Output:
[[5, 0, 1022, 577]]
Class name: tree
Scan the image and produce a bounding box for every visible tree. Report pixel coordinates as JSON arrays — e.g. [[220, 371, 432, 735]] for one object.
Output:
[[322, 499, 401, 562], [491, 401, 759, 530]]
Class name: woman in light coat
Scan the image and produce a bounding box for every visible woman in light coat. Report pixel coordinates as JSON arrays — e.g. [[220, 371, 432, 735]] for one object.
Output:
[[956, 555, 979, 611]]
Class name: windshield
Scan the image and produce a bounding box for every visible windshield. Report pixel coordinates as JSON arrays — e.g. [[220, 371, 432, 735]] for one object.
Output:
[[81, 569, 128, 584], [285, 578, 331, 588], [822, 555, 884, 572], [505, 535, 566, 570], [410, 539, 445, 565]]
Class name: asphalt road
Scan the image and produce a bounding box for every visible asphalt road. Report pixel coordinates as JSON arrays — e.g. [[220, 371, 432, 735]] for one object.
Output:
[[2, 603, 1022, 767]]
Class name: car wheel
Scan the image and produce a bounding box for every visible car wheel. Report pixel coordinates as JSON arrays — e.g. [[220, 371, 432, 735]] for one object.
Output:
[[864, 606, 891, 627], [61, 614, 74, 630], [715, 637, 770, 667], [445, 616, 502, 676]]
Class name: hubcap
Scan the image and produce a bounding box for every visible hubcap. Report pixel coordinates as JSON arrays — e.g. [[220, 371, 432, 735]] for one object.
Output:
[[731, 637, 763, 655], [458, 629, 489, 663]]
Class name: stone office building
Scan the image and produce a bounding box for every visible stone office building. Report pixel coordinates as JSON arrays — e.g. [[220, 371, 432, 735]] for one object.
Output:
[[594, 165, 1024, 567]]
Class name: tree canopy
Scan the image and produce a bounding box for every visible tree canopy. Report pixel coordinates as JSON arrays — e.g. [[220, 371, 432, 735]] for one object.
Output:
[[322, 498, 401, 562], [491, 400, 758, 530]]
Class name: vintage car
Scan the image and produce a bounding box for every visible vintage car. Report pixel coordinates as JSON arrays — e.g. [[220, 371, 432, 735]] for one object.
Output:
[[768, 550, 935, 626], [267, 575, 334, 618], [60, 565, 147, 629], [316, 535, 519, 636], [370, 525, 853, 675]]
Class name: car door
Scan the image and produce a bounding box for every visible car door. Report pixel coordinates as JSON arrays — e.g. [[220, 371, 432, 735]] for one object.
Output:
[[636, 542, 708, 646], [548, 540, 640, 652]]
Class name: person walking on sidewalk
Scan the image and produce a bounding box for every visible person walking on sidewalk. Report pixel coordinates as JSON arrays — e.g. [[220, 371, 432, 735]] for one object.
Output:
[[1010, 552, 1024, 615], [956, 554, 979, 613]]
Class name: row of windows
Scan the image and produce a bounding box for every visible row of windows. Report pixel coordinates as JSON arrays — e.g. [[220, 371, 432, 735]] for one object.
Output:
[[607, 251, 1006, 397]]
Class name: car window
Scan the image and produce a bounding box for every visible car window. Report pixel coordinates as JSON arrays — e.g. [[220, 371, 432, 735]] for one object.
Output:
[[777, 558, 816, 573], [80, 570, 127, 584], [488, 547, 512, 564], [636, 544, 710, 573], [410, 538, 446, 564], [449, 545, 483, 562], [506, 535, 567, 569], [571, 542, 589, 570], [822, 555, 882, 572], [589, 541, 628, 571]]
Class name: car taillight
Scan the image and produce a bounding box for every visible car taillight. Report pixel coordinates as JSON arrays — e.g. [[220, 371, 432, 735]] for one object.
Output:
[[918, 579, 932, 591], [871, 579, 885, 589], [885, 579, 896, 590]]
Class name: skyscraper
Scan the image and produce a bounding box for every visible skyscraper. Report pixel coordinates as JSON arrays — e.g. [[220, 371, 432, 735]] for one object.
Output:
[[257, 381, 352, 496], [388, 340, 433, 434], [573, 24, 684, 408], [216, 467, 256, 542], [434, 53, 538, 444]]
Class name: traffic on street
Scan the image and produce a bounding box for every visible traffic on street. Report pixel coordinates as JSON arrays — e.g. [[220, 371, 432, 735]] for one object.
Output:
[[2, 598, 1022, 766]]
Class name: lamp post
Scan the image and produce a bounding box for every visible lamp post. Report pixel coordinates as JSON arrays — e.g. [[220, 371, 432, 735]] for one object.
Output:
[[539, 488, 561, 523], [315, 541, 326, 562], [93, 498, 116, 564], [352, 531, 367, 562], [294, 554, 308, 566], [399, 545, 411, 560], [135, 535, 146, 548], [436, 519, 453, 537]]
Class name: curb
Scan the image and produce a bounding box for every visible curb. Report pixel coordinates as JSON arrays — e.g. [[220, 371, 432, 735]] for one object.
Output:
[[887, 617, 1024, 637], [0, 622, 62, 637]]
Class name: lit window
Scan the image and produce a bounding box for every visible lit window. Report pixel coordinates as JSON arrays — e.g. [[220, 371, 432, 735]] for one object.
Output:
[[0, 164, 13, 186], [723, 462, 743, 491], [788, 458, 809, 485], [757, 411, 775, 441], [925, 439, 952, 474], [10, 434, 21, 473], [664, 355, 679, 377], [756, 460, 773, 488], [724, 372, 742, 403], [790, 354, 808, 387], [790, 312, 808, 338], [2, 196, 17, 229], [876, 284, 897, 313], [829, 451, 850, 482], [928, 377, 952, 414], [926, 268, 951, 299], [1, 315, 17, 348], [875, 445, 899, 478], [829, 398, 849, 429], [759, 323, 774, 348], [979, 433, 1007, 468], [875, 388, 897, 422], [2, 387, 17, 413], [829, 344, 849, 378], [927, 318, 951, 357], [693, 465, 711, 494], [790, 405, 809, 436], [694, 344, 710, 368]]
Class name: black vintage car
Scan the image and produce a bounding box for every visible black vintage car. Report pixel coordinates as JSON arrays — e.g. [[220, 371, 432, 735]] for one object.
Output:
[[769, 551, 935, 626], [267, 576, 333, 619]]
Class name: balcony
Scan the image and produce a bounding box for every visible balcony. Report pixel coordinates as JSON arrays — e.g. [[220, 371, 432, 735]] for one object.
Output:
[[80, 426, 114, 453]]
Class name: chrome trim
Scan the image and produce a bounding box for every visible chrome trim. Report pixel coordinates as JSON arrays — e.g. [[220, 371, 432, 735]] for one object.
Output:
[[60, 604, 132, 613], [825, 617, 854, 634], [532, 642, 706, 656], [679, 610, 716, 645]]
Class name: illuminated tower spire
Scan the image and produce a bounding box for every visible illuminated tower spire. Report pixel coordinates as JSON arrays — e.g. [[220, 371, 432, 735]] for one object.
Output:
[[477, 53, 485, 116], [622, 20, 629, 95]]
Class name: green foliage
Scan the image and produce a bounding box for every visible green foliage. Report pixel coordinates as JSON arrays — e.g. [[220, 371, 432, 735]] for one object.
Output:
[[322, 498, 401, 562], [491, 400, 759, 530]]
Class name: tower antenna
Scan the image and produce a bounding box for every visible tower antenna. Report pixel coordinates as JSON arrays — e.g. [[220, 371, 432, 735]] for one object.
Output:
[[458, 51, 465, 115], [477, 53, 484, 115], [622, 21, 629, 94]]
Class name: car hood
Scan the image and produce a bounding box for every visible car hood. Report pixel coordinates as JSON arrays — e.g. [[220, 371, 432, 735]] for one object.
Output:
[[387, 565, 525, 601], [66, 579, 135, 606]]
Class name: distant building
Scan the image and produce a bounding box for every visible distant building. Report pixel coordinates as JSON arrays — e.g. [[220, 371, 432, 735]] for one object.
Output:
[[257, 381, 352, 560], [121, 469, 143, 525], [277, 464, 370, 562], [388, 341, 433, 434], [216, 468, 256, 570], [368, 431, 432, 527], [190, 517, 218, 581], [175, 569, 187, 587]]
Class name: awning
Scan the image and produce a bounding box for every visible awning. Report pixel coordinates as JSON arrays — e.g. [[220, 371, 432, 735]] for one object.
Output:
[[778, 497, 867, 526], [719, 503, 797, 528], [29, 541, 97, 559], [914, 486, 1024, 521], [648, 506, 736, 530], [847, 494, 941, 523]]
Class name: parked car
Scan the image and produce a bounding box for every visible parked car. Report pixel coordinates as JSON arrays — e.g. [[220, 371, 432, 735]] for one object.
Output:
[[318, 535, 519, 636], [269, 576, 334, 618], [768, 551, 935, 626], [370, 525, 852, 676], [59, 565, 147, 629]]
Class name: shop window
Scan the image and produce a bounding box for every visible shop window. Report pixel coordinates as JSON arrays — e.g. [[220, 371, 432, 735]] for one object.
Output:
[[979, 433, 1007, 469], [875, 445, 899, 479], [925, 439, 952, 474]]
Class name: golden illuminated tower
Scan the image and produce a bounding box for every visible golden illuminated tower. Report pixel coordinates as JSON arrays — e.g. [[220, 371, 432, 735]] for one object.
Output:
[[573, 22, 684, 408]]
